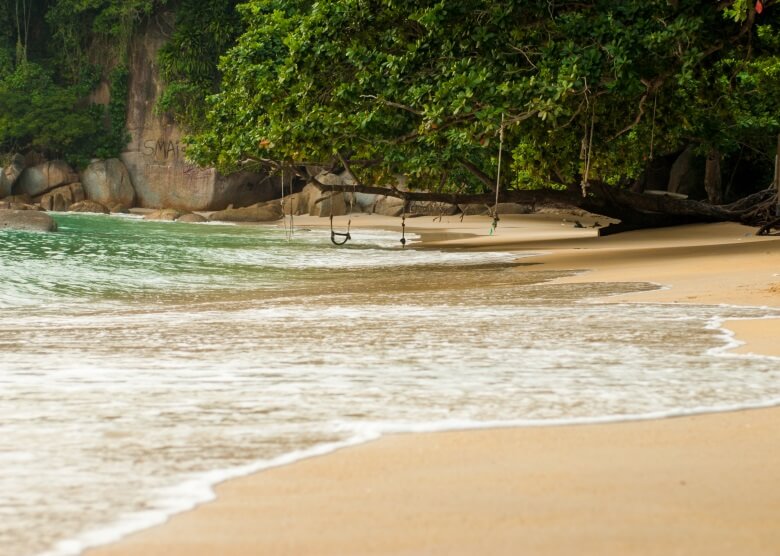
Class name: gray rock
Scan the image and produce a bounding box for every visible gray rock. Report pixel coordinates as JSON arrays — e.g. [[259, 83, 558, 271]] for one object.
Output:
[[68, 200, 110, 214], [14, 161, 79, 197], [176, 213, 207, 223], [108, 203, 130, 214], [407, 201, 459, 217], [494, 202, 534, 215], [354, 192, 378, 212], [0, 201, 42, 211], [0, 154, 25, 198], [81, 159, 136, 208], [372, 195, 405, 217], [0, 154, 24, 199], [4, 153, 25, 181], [1, 194, 32, 205], [144, 208, 183, 221], [120, 18, 278, 211], [458, 203, 491, 216], [300, 182, 348, 217], [0, 209, 57, 232], [280, 193, 308, 216], [209, 202, 283, 222], [36, 183, 85, 212], [668, 146, 706, 200]]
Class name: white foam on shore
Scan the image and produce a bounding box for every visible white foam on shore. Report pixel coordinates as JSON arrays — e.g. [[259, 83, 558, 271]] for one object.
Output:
[[707, 314, 780, 361], [5, 214, 778, 556], [36, 433, 380, 556], [35, 393, 780, 556]]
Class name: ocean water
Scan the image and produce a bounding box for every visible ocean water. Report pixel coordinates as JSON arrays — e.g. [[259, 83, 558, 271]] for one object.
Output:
[[0, 214, 778, 556]]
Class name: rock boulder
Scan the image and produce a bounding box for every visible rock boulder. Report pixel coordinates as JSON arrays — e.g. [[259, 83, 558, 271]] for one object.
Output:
[[209, 202, 283, 222], [14, 161, 79, 197], [373, 195, 405, 217], [668, 146, 706, 200], [120, 17, 278, 211], [81, 159, 136, 209], [0, 154, 25, 198], [407, 201, 459, 217], [68, 200, 110, 214], [144, 208, 183, 221], [176, 213, 207, 223], [37, 183, 85, 212], [458, 203, 491, 216], [0, 209, 57, 232]]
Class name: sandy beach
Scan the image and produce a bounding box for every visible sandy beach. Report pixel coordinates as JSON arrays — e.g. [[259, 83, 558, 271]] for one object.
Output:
[[87, 214, 780, 556]]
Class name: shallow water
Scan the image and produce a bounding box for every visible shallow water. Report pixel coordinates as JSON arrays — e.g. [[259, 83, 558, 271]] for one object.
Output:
[[0, 214, 778, 556]]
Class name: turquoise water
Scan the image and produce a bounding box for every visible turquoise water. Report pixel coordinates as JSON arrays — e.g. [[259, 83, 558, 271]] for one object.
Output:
[[1, 214, 778, 556]]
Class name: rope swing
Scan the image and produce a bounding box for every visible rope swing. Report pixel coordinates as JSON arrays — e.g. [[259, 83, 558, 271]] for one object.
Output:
[[649, 92, 658, 163], [581, 102, 595, 198], [329, 184, 353, 246], [400, 196, 407, 248], [490, 113, 505, 236], [280, 167, 294, 241]]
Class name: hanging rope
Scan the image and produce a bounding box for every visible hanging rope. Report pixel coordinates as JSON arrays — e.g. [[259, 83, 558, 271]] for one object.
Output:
[[581, 102, 595, 197], [329, 185, 352, 246], [649, 92, 658, 162], [490, 113, 505, 236], [280, 167, 294, 241], [400, 196, 407, 248]]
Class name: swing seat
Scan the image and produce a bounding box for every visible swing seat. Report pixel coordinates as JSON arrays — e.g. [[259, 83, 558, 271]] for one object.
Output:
[[331, 231, 351, 245]]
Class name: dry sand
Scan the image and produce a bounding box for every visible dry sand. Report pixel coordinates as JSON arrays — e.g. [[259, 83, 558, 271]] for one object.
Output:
[[87, 214, 780, 556]]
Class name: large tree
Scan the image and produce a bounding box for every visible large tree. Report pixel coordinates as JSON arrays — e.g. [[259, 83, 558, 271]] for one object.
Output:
[[188, 0, 780, 229]]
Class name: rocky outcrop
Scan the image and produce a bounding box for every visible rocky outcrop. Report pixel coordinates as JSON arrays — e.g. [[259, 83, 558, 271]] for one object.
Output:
[[407, 201, 459, 217], [36, 183, 85, 212], [281, 193, 308, 216], [0, 200, 42, 211], [668, 146, 705, 200], [108, 203, 129, 214], [209, 201, 283, 222], [176, 213, 207, 223], [14, 161, 79, 197], [0, 154, 25, 198], [373, 195, 405, 217], [68, 200, 110, 214], [120, 16, 277, 211], [494, 202, 535, 215], [81, 158, 136, 209], [458, 203, 491, 216], [0, 209, 57, 232], [144, 208, 183, 221]]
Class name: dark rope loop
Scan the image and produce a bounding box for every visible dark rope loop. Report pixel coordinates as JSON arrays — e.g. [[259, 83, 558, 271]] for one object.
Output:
[[331, 231, 352, 245]]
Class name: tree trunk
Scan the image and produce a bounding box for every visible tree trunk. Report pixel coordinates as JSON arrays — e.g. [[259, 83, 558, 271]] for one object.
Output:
[[774, 134, 780, 217], [704, 147, 723, 205], [302, 168, 777, 234]]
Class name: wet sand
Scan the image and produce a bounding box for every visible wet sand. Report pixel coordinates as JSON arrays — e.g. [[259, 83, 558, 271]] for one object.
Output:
[[87, 215, 780, 556]]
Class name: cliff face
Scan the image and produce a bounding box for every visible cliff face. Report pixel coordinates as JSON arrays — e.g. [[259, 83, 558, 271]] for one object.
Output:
[[120, 14, 277, 211]]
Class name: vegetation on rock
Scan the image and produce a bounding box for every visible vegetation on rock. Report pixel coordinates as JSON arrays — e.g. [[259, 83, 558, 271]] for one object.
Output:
[[0, 0, 165, 167]]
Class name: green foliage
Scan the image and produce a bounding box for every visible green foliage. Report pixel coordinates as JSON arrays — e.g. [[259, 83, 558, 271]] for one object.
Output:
[[157, 0, 243, 130], [188, 0, 780, 197], [45, 0, 167, 82], [0, 61, 103, 166], [94, 65, 131, 159], [0, 0, 156, 166]]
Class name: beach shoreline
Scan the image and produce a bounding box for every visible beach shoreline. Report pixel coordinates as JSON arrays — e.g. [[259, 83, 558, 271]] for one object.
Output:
[[85, 214, 780, 556]]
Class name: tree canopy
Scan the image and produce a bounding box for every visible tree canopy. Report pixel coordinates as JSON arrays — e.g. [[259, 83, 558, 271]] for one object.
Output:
[[187, 0, 780, 207]]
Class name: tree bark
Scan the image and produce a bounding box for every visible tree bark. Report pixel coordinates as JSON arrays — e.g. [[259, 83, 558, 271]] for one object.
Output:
[[774, 133, 780, 217], [303, 171, 776, 234]]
